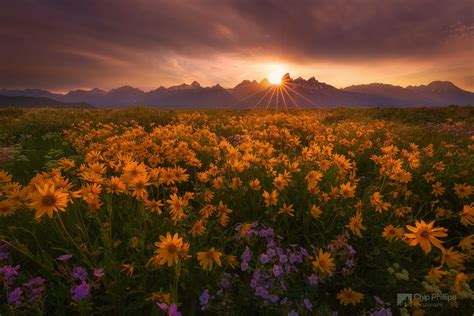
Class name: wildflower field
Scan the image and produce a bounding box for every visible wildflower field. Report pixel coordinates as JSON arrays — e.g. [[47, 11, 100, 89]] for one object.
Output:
[[0, 106, 473, 315]]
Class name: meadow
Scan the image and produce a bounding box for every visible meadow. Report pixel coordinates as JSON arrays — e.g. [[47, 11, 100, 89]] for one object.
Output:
[[0, 106, 473, 315]]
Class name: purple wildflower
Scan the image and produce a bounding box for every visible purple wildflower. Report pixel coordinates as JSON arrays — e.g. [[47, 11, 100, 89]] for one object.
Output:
[[255, 286, 268, 298], [268, 294, 279, 303], [199, 289, 210, 310], [8, 287, 22, 308], [241, 246, 252, 262], [267, 239, 276, 248], [250, 269, 261, 288], [23, 276, 46, 304], [240, 261, 249, 272], [346, 245, 356, 256], [288, 311, 299, 316], [93, 268, 104, 278], [23, 277, 44, 288], [56, 254, 73, 262], [308, 274, 318, 285], [250, 278, 257, 288], [289, 252, 301, 264], [260, 254, 270, 264], [272, 264, 283, 277], [259, 227, 274, 238], [374, 295, 385, 306], [168, 304, 182, 316], [253, 268, 261, 279], [279, 254, 288, 263], [158, 303, 182, 316], [157, 302, 168, 311], [266, 248, 276, 258], [72, 266, 88, 281], [71, 281, 90, 301], [304, 298, 313, 311], [0, 264, 20, 285]]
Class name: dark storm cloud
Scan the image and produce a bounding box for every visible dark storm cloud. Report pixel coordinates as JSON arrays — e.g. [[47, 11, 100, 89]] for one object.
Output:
[[231, 0, 474, 59], [0, 0, 472, 90]]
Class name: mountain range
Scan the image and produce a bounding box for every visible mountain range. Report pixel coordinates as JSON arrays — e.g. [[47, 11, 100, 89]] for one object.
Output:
[[1, 74, 473, 108], [0, 95, 94, 109]]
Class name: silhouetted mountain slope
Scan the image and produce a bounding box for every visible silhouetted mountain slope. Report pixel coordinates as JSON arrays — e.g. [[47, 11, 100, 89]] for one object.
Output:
[[229, 79, 272, 101], [0, 88, 59, 99], [63, 88, 106, 105], [344, 81, 474, 106], [0, 95, 94, 108], [236, 74, 400, 108], [145, 84, 237, 107], [1, 76, 472, 108]]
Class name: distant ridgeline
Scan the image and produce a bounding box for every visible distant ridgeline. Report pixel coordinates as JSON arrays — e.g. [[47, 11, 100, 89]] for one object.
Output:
[[0, 95, 94, 109], [1, 75, 473, 108]]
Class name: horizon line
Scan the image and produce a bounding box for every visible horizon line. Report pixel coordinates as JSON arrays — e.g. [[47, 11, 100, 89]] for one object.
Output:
[[1, 75, 472, 95]]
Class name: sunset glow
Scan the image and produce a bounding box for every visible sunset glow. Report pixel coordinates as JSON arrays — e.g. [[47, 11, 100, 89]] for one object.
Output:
[[0, 1, 472, 91], [1, 1, 473, 315], [268, 70, 284, 85]]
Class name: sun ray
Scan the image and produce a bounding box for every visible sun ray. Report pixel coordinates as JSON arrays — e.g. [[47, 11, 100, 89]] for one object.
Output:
[[283, 83, 320, 108], [264, 86, 277, 115], [275, 86, 280, 112], [279, 86, 289, 113], [280, 86, 296, 107], [281, 85, 304, 113], [250, 86, 274, 111], [234, 85, 274, 110]]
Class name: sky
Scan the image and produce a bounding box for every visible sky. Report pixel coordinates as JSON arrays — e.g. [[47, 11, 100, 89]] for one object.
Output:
[[1, 0, 473, 92]]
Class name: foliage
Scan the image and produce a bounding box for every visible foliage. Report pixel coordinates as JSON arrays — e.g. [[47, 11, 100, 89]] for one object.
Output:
[[0, 107, 473, 315]]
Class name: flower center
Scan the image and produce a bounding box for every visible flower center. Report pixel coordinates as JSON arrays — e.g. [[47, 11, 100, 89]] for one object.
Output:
[[421, 230, 429, 239], [42, 194, 57, 206], [166, 243, 177, 254]]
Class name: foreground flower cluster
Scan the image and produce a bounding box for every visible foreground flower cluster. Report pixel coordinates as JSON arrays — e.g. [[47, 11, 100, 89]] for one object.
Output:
[[0, 110, 473, 314]]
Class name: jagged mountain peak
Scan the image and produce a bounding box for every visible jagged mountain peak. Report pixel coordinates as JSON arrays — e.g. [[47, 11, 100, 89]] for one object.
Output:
[[168, 81, 203, 90], [109, 85, 143, 93], [282, 73, 292, 81], [426, 81, 460, 91], [2, 77, 473, 108], [234, 79, 259, 88], [67, 88, 106, 95]]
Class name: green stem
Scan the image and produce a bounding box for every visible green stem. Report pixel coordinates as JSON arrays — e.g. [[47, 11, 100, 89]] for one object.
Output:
[[173, 262, 182, 303], [55, 215, 96, 268]]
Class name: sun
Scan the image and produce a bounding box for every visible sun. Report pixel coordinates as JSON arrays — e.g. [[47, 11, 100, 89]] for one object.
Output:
[[268, 70, 285, 85]]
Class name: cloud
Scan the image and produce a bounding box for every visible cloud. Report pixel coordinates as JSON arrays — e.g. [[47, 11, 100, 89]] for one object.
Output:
[[0, 0, 472, 90]]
